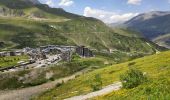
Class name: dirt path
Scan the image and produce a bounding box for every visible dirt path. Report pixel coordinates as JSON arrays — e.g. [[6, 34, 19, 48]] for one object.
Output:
[[0, 69, 87, 100], [65, 82, 122, 100]]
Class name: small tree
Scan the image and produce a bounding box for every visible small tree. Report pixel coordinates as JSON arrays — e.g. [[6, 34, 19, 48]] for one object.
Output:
[[91, 74, 103, 91], [120, 68, 147, 89], [71, 53, 81, 61]]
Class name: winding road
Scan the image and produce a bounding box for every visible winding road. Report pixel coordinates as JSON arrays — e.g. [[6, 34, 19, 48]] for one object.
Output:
[[0, 69, 122, 100], [65, 82, 122, 100]]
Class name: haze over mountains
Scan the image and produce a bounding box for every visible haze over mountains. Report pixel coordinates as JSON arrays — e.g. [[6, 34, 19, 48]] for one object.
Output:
[[124, 11, 170, 48]]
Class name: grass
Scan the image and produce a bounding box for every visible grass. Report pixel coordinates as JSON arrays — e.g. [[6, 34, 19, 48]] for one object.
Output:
[[94, 51, 148, 64], [0, 55, 29, 68], [94, 77, 170, 100], [112, 27, 142, 38], [34, 50, 170, 100]]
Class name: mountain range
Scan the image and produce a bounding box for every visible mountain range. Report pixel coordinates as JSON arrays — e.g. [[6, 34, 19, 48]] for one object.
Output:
[[0, 0, 166, 55], [124, 11, 170, 48]]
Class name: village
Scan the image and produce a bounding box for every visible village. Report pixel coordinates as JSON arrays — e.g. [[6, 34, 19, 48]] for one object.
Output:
[[0, 45, 94, 73]]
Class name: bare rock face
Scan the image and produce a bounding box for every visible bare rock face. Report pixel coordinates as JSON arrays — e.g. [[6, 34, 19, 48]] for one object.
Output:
[[0, 7, 25, 17]]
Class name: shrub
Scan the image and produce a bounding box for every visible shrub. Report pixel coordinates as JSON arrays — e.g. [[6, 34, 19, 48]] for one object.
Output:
[[128, 62, 136, 66], [91, 74, 103, 91], [55, 82, 63, 88], [120, 68, 147, 89], [71, 53, 81, 61], [75, 74, 80, 78], [0, 77, 23, 89], [49, 77, 55, 81]]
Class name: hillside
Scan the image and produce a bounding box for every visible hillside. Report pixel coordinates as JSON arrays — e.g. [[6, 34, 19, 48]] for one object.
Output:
[[153, 33, 170, 48], [0, 17, 166, 53], [34, 50, 170, 100], [112, 28, 142, 38], [0, 0, 80, 19], [0, 0, 166, 54]]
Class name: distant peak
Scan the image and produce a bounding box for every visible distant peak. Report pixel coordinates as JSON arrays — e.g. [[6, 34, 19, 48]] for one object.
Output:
[[128, 11, 170, 22]]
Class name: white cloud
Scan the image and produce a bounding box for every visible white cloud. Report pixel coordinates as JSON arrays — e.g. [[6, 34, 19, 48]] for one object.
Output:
[[59, 0, 74, 7], [45, 0, 54, 7], [84, 7, 138, 23], [40, 0, 55, 7], [127, 0, 142, 5], [110, 13, 138, 22]]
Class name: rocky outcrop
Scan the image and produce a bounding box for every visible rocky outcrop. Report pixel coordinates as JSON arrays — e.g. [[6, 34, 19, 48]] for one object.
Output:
[[0, 7, 25, 17], [0, 42, 4, 48]]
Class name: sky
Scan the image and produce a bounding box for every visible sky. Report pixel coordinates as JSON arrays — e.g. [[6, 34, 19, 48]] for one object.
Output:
[[38, 0, 170, 23]]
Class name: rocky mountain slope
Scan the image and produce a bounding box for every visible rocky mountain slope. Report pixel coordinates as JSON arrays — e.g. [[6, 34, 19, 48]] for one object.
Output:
[[124, 11, 170, 48], [125, 11, 170, 38]]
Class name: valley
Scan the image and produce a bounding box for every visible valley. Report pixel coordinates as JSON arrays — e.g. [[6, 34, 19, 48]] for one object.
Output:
[[153, 33, 170, 48], [0, 0, 169, 100]]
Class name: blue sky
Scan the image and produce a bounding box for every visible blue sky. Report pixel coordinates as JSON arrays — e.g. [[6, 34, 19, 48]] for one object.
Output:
[[38, 0, 170, 23]]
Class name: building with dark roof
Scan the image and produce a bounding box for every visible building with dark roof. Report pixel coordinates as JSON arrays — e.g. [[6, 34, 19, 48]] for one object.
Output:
[[76, 46, 94, 57]]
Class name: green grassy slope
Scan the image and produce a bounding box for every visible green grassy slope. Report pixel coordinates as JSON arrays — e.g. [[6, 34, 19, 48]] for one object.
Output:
[[0, 55, 28, 68], [112, 28, 142, 38], [0, 0, 81, 19], [34, 51, 170, 100], [0, 17, 165, 53], [95, 51, 170, 100]]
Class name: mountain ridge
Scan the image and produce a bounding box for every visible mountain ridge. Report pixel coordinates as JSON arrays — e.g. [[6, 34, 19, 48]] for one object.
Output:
[[126, 11, 170, 23], [124, 11, 170, 39], [124, 11, 170, 48]]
